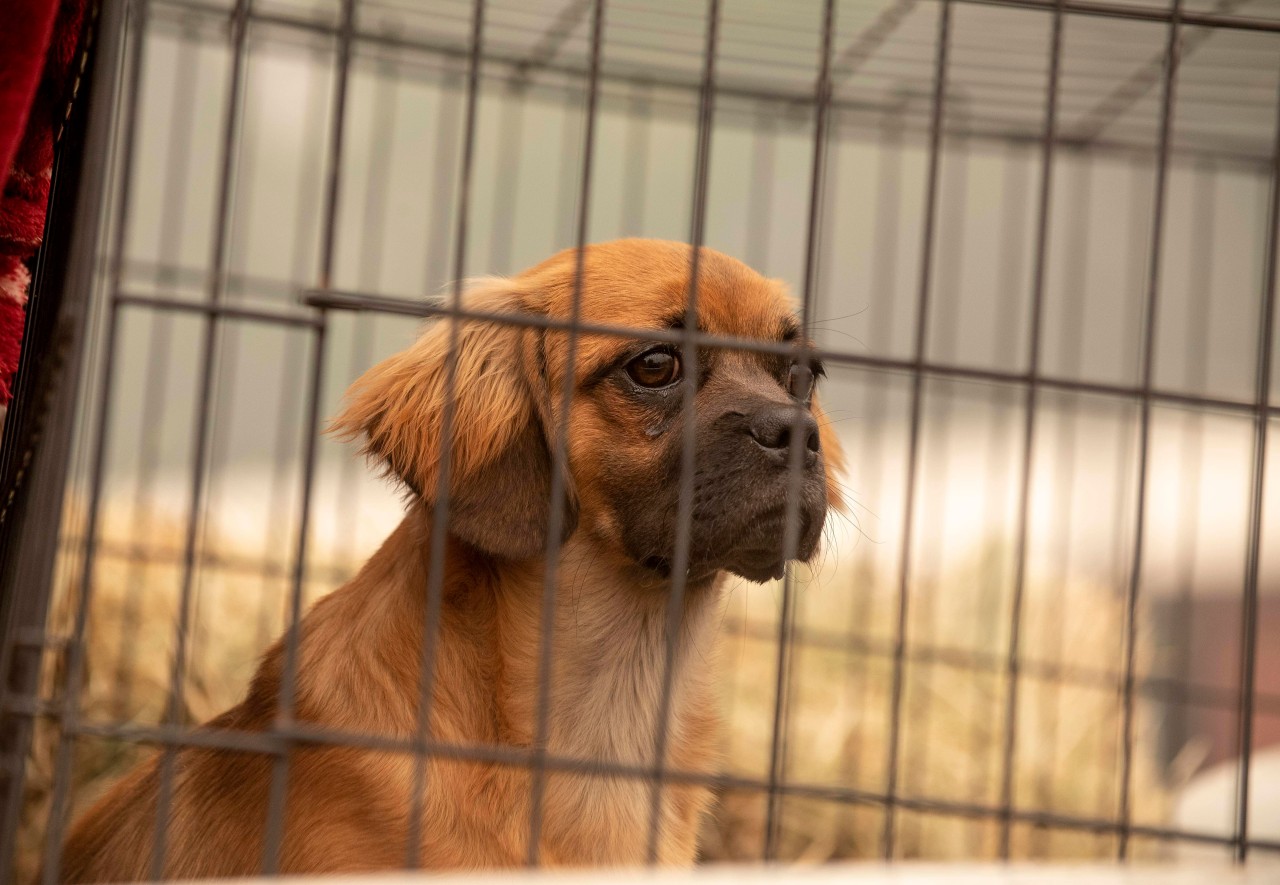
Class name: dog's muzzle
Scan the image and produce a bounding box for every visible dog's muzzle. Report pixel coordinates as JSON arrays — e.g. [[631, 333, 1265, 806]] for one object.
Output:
[[719, 403, 827, 581], [638, 401, 830, 584]]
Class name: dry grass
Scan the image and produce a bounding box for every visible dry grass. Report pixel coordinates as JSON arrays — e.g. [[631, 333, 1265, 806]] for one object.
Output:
[[17, 501, 1175, 879], [17, 506, 338, 883], [705, 544, 1173, 862]]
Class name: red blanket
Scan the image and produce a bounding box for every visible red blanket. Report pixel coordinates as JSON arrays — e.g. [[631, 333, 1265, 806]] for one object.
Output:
[[0, 0, 88, 406]]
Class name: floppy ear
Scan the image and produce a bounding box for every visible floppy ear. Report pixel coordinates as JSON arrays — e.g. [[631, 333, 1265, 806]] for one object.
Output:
[[810, 392, 847, 514], [329, 280, 577, 559]]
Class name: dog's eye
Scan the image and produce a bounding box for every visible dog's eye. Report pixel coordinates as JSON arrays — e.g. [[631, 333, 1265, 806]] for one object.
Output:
[[626, 349, 682, 388], [788, 361, 818, 403]]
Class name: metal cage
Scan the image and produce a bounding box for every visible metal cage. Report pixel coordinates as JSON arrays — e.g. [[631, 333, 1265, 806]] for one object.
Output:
[[3, 0, 1280, 879]]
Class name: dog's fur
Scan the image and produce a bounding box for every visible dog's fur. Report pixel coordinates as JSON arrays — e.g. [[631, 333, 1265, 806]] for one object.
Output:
[[58, 239, 844, 880]]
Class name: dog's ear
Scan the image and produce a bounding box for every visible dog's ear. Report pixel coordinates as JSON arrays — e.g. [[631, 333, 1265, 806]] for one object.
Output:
[[330, 279, 577, 559], [811, 392, 847, 514]]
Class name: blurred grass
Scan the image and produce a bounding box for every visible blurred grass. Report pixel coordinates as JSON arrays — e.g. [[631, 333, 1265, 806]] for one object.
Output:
[[16, 503, 1173, 880], [707, 542, 1171, 862]]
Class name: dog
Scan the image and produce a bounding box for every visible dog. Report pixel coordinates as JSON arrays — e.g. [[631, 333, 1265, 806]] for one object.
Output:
[[58, 238, 845, 879]]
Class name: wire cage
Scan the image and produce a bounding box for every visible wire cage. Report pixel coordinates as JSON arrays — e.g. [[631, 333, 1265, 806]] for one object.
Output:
[[3, 0, 1280, 879]]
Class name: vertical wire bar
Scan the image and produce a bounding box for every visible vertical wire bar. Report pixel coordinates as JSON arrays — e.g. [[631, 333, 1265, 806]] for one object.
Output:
[[763, 0, 836, 861], [880, 0, 952, 859], [644, 0, 719, 864], [148, 0, 252, 874], [900, 124, 968, 853], [317, 0, 355, 293], [257, 322, 328, 874], [1109, 160, 1155, 616], [259, 0, 353, 871], [716, 98, 777, 827], [40, 1, 150, 879], [198, 21, 266, 650], [526, 0, 605, 865], [1096, 158, 1153, 854], [997, 0, 1065, 858], [1117, 0, 1182, 860], [197, 27, 325, 661], [110, 22, 199, 720], [40, 310, 123, 885], [816, 130, 841, 464], [404, 0, 485, 867], [969, 145, 1029, 816], [1231, 56, 1280, 865], [1032, 156, 1091, 859], [198, 41, 266, 582], [764, 528, 801, 859], [1164, 163, 1214, 793], [837, 111, 903, 850]]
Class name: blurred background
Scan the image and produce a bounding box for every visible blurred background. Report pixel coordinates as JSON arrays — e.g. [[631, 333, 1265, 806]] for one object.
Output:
[[15, 0, 1280, 875]]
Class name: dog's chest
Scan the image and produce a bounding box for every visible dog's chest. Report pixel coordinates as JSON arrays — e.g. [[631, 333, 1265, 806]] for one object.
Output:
[[535, 667, 719, 865], [530, 593, 720, 863], [544, 584, 720, 762], [397, 565, 726, 866]]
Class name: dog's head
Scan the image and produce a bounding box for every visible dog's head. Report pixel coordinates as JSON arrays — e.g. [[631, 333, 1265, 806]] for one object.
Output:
[[332, 238, 845, 584]]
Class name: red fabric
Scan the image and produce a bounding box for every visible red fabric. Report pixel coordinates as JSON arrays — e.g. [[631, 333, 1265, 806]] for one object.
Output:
[[0, 1, 60, 180], [0, 0, 88, 405]]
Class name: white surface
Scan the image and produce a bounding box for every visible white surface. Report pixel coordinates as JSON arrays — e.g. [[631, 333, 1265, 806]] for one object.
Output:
[[1174, 748, 1280, 861], [171, 864, 1279, 885]]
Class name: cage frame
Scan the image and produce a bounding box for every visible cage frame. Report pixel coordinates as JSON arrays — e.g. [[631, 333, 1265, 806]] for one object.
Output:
[[0, 0, 1279, 879]]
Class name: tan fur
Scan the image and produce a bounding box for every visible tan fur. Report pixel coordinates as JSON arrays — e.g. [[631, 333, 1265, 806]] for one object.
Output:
[[58, 239, 845, 881]]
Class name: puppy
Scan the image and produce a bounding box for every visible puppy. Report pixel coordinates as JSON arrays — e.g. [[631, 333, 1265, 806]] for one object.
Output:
[[58, 238, 845, 880]]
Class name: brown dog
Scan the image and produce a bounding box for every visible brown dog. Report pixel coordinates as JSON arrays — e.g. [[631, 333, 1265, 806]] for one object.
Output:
[[58, 239, 844, 880]]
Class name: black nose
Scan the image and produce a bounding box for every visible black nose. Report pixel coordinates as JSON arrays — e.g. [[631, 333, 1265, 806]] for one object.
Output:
[[748, 404, 821, 463]]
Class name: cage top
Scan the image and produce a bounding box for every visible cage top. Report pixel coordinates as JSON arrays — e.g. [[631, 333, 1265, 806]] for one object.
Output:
[[159, 0, 1280, 164]]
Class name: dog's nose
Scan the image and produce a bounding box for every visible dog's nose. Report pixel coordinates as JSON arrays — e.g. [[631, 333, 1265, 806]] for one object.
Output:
[[747, 404, 820, 463]]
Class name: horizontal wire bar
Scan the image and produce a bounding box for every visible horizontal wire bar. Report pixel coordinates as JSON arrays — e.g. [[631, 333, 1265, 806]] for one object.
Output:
[[116, 257, 300, 300], [115, 292, 325, 327], [59, 534, 355, 585], [728, 617, 1280, 717], [0, 707, 1267, 849], [9, 628, 70, 650], [43, 531, 1280, 718], [301, 287, 1279, 415]]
